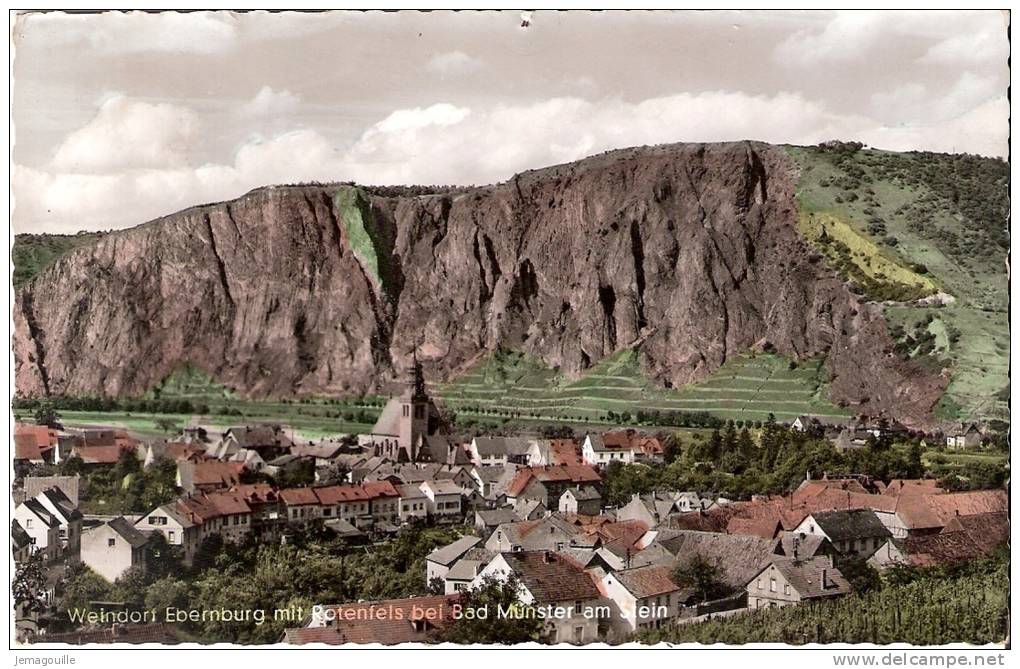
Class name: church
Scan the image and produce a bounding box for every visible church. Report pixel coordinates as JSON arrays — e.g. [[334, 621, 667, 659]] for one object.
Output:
[[358, 355, 466, 465]]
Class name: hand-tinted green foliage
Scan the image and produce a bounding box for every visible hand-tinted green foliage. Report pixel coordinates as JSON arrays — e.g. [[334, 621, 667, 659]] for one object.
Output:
[[601, 421, 941, 502], [439, 574, 544, 645], [641, 555, 1007, 645], [100, 524, 471, 644], [13, 232, 106, 287], [672, 553, 730, 601], [59, 454, 179, 514]]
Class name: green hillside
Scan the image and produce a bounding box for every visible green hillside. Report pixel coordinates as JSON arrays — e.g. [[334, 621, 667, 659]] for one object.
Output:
[[788, 144, 1008, 422], [12, 231, 106, 287], [434, 347, 849, 424]]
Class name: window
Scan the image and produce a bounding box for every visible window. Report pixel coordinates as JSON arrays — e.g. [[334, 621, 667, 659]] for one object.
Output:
[[108, 538, 116, 547], [769, 578, 776, 592], [168, 531, 176, 542], [784, 584, 790, 595], [757, 578, 763, 590], [25, 519, 32, 529]]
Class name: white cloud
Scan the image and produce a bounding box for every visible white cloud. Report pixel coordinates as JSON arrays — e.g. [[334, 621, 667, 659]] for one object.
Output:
[[921, 24, 1007, 66], [21, 11, 239, 55], [774, 11, 1007, 67], [425, 51, 483, 76], [14, 88, 1008, 234], [50, 94, 201, 172], [240, 86, 302, 117]]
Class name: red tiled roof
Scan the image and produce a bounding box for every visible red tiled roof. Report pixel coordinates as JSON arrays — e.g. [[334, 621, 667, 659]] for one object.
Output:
[[280, 487, 320, 505], [285, 595, 462, 645], [190, 461, 244, 486], [15, 424, 57, 449], [361, 480, 400, 500], [548, 439, 582, 466], [314, 485, 370, 505], [73, 444, 135, 465], [507, 464, 601, 497], [727, 516, 782, 539]]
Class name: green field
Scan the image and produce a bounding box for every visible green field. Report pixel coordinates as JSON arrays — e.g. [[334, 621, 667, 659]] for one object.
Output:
[[788, 145, 1009, 422], [435, 348, 850, 424]]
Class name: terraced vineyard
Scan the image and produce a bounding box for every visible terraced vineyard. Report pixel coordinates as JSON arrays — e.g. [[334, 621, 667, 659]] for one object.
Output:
[[434, 348, 850, 424]]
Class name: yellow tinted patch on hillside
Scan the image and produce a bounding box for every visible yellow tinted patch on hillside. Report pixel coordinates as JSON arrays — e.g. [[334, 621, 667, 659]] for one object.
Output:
[[797, 209, 937, 296]]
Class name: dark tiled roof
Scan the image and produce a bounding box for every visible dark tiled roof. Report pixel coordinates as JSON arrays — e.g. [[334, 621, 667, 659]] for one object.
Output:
[[108, 517, 151, 548], [612, 564, 680, 599], [502, 551, 601, 604], [767, 556, 852, 600], [811, 509, 891, 541]]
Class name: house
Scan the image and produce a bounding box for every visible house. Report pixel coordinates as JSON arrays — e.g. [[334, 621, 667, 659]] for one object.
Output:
[[600, 564, 683, 635], [23, 476, 81, 507], [442, 557, 489, 595], [558, 486, 602, 516], [774, 532, 838, 561], [793, 509, 891, 557], [892, 489, 1008, 537], [176, 489, 255, 544], [746, 555, 851, 609], [135, 503, 201, 565], [14, 423, 59, 465], [420, 480, 463, 522], [70, 428, 140, 465], [484, 516, 583, 553], [474, 508, 522, 536], [869, 511, 1009, 571], [284, 594, 462, 645], [474, 551, 604, 644], [946, 423, 983, 450], [582, 431, 663, 466], [81, 517, 151, 582], [221, 424, 294, 461], [468, 437, 533, 466], [313, 485, 372, 528], [425, 535, 482, 587], [363, 480, 401, 524], [12, 520, 33, 564], [177, 460, 244, 494], [279, 487, 322, 526], [655, 530, 778, 595], [515, 498, 548, 521], [617, 492, 680, 527], [527, 439, 582, 467], [33, 487, 83, 556], [396, 484, 429, 522], [792, 415, 846, 434], [291, 443, 348, 467], [13, 499, 61, 560], [505, 465, 601, 508]]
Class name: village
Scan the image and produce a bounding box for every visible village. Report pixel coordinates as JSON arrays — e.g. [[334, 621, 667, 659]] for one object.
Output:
[[12, 360, 1009, 645]]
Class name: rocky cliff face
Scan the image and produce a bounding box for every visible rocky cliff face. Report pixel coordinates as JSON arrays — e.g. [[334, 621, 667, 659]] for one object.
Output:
[[13, 142, 946, 426]]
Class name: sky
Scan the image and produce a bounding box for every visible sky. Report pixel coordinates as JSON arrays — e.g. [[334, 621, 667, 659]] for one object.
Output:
[[11, 10, 1010, 234]]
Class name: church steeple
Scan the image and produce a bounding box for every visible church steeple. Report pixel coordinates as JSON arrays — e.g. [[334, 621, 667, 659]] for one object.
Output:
[[411, 350, 427, 400]]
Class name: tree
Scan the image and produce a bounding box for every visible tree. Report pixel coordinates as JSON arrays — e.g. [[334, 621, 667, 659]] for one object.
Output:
[[154, 417, 181, 435], [672, 553, 729, 603], [12, 553, 47, 615], [439, 574, 544, 644], [33, 399, 60, 428]]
